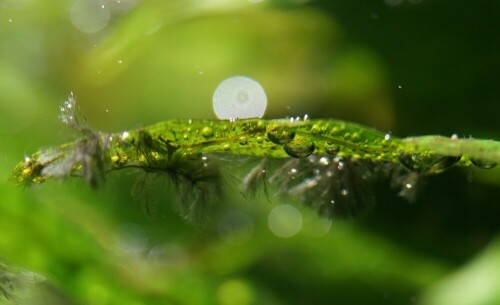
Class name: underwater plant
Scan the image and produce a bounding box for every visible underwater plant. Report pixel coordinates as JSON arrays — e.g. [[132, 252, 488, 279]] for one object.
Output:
[[11, 82, 499, 225]]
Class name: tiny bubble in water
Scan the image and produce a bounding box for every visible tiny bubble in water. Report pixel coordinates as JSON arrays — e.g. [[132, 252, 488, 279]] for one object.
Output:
[[337, 161, 345, 170], [319, 157, 330, 166], [121, 131, 129, 140]]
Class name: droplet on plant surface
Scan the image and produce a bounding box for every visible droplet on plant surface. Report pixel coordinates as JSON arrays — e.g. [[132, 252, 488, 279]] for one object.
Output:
[[399, 153, 461, 174], [267, 127, 295, 145], [471, 159, 497, 169], [201, 126, 214, 138], [213, 76, 267, 120], [284, 137, 315, 158], [325, 146, 339, 155], [238, 136, 248, 145]]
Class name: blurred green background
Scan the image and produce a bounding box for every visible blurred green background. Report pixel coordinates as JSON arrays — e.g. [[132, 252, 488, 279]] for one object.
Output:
[[0, 0, 499, 304]]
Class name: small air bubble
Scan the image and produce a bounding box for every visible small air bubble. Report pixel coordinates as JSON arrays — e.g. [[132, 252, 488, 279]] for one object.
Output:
[[399, 153, 461, 174], [398, 85, 402, 89], [319, 157, 330, 166], [121, 131, 129, 140], [337, 161, 345, 171], [341, 189, 349, 196], [117, 59, 123, 64], [451, 133, 458, 140], [325, 146, 339, 155], [239, 136, 248, 145], [8, 18, 13, 23], [384, 133, 391, 140], [267, 128, 295, 145], [284, 141, 315, 158], [202, 126, 214, 138], [405, 183, 413, 189], [471, 159, 497, 169]]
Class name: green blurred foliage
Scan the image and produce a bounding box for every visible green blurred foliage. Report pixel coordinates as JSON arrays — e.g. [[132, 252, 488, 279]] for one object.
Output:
[[0, 0, 499, 304]]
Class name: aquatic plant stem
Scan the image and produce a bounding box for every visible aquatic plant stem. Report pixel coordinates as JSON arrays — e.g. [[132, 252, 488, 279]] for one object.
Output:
[[11, 119, 499, 187]]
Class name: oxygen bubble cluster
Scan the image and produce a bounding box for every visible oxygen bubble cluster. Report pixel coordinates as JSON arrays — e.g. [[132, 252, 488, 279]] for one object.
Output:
[[213, 76, 267, 120]]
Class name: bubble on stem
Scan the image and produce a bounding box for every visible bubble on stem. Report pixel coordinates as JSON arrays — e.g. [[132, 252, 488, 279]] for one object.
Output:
[[213, 76, 267, 120]]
